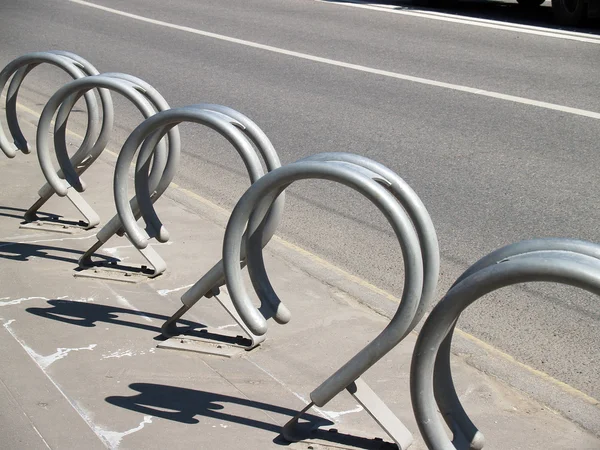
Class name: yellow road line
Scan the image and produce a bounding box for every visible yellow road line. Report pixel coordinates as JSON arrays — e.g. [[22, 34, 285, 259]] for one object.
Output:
[[13, 101, 599, 407]]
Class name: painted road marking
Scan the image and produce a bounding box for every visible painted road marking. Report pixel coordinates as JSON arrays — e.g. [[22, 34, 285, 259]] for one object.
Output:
[[69, 0, 600, 120]]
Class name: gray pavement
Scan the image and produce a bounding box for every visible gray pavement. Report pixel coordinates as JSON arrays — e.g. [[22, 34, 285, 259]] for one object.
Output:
[[0, 102, 599, 449], [1, 0, 598, 403]]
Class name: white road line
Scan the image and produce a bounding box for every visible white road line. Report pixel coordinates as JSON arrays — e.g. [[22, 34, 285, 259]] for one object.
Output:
[[70, 0, 600, 120], [318, 0, 600, 44]]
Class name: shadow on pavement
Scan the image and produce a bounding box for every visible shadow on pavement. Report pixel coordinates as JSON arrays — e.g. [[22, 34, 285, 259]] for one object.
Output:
[[0, 241, 115, 265], [0, 205, 58, 221], [105, 383, 333, 443], [26, 299, 202, 338]]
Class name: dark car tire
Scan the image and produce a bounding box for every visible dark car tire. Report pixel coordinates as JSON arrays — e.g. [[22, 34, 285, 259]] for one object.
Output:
[[552, 0, 588, 25]]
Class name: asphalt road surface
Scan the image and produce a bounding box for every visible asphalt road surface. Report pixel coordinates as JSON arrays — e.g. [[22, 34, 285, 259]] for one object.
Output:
[[1, 0, 599, 401]]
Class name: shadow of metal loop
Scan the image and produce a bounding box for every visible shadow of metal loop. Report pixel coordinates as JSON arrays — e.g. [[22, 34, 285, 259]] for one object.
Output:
[[411, 238, 600, 450]]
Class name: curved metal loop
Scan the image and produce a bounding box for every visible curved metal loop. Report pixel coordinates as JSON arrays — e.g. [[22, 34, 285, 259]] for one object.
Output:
[[289, 152, 439, 332], [411, 243, 600, 450], [222, 158, 431, 407], [192, 103, 286, 248], [451, 238, 600, 288], [121, 104, 290, 325], [24, 51, 113, 177], [114, 105, 263, 249], [50, 59, 117, 183], [0, 51, 102, 158], [50, 72, 175, 194], [131, 104, 285, 251], [36, 74, 174, 197], [237, 151, 439, 331]]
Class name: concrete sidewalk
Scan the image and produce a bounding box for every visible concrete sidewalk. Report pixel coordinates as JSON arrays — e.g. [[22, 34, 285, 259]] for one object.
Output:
[[0, 101, 598, 450]]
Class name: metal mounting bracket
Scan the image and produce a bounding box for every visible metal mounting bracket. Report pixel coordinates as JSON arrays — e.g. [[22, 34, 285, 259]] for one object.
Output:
[[74, 240, 166, 282], [282, 377, 412, 450], [21, 185, 100, 233], [159, 291, 265, 357]]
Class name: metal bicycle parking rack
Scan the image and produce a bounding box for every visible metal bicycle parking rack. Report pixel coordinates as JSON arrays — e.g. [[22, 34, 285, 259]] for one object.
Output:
[[75, 102, 285, 293], [213, 153, 440, 449], [34, 72, 181, 280], [0, 51, 113, 232], [410, 238, 600, 450], [4, 51, 599, 450], [160, 152, 440, 360], [107, 103, 287, 347]]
